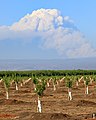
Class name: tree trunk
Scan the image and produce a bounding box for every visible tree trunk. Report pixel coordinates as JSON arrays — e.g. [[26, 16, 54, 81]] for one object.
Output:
[[57, 81, 59, 86], [20, 83, 23, 87], [86, 86, 89, 94], [37, 96, 42, 113], [85, 85, 89, 95], [90, 78, 93, 84], [6, 90, 9, 99], [34, 84, 36, 91], [47, 82, 49, 87], [15, 83, 18, 91], [68, 88, 72, 100], [53, 84, 56, 91]]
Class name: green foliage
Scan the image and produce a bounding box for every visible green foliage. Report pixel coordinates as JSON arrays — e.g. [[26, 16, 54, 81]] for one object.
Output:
[[14, 75, 19, 83], [66, 77, 73, 88], [0, 70, 96, 90], [53, 77, 57, 84], [33, 76, 38, 85], [3, 76, 10, 90], [35, 79, 46, 96], [85, 78, 90, 86], [36, 84, 44, 96], [83, 76, 90, 86], [83, 76, 87, 80], [74, 76, 79, 81], [41, 78, 47, 90], [0, 70, 96, 78], [92, 75, 96, 81]]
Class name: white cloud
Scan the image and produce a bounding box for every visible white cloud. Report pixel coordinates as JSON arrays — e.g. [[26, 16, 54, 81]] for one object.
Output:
[[40, 28, 95, 58], [10, 9, 63, 31], [0, 8, 96, 58]]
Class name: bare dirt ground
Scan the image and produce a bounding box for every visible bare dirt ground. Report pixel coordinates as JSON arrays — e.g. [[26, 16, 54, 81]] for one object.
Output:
[[0, 80, 96, 120]]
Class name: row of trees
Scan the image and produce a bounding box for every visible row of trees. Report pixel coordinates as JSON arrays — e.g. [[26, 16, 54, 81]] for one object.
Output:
[[0, 74, 96, 113], [0, 70, 96, 78]]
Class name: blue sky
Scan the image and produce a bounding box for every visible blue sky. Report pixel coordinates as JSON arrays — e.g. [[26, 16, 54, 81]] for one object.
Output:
[[0, 0, 96, 59]]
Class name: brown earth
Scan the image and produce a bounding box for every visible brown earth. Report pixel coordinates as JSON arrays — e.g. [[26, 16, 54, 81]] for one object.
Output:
[[0, 80, 96, 120]]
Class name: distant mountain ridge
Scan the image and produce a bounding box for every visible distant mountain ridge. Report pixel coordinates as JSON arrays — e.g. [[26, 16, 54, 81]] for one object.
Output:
[[0, 58, 96, 71]]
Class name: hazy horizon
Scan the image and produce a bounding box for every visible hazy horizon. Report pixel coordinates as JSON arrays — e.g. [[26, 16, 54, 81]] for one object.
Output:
[[0, 58, 96, 71]]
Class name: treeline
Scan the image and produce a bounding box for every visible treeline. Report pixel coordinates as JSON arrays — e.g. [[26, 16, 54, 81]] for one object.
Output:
[[0, 70, 96, 78]]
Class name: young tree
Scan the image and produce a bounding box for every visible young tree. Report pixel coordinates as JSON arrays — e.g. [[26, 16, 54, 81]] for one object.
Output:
[[20, 78, 23, 87], [89, 76, 93, 85], [84, 76, 90, 95], [93, 75, 96, 91], [53, 77, 57, 91], [35, 79, 46, 113], [75, 76, 79, 87], [3, 76, 10, 99], [17, 75, 23, 87], [46, 78, 50, 87], [10, 74, 15, 86], [14, 74, 19, 91], [66, 77, 73, 100], [32, 75, 38, 91]]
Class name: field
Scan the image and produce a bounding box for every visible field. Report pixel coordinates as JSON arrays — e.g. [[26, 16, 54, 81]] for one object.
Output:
[[0, 75, 96, 120]]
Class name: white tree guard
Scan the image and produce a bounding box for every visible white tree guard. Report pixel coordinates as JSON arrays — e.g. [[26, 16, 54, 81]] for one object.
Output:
[[69, 91, 72, 100], [6, 91, 9, 99], [37, 99, 42, 113]]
